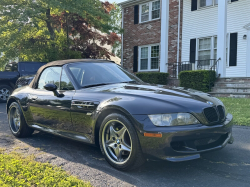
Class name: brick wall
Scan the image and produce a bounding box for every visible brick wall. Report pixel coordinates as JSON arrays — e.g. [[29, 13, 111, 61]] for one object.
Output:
[[122, 0, 183, 77], [168, 0, 183, 77], [122, 5, 161, 72]]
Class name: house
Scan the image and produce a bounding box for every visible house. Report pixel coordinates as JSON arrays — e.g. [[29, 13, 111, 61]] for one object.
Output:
[[182, 0, 250, 78], [119, 0, 250, 97], [118, 0, 182, 78]]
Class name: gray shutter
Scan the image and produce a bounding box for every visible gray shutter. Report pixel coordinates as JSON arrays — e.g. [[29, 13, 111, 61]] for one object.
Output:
[[191, 0, 197, 11], [133, 46, 138, 72], [134, 5, 139, 24], [190, 39, 196, 63], [229, 33, 238, 67]]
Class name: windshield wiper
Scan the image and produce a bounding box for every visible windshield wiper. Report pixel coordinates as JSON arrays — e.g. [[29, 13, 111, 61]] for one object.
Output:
[[82, 81, 138, 88], [121, 80, 138, 84], [82, 83, 112, 88]]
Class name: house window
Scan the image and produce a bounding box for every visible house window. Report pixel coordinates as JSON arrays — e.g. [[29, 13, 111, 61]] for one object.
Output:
[[200, 0, 213, 7], [214, 37, 217, 59], [141, 4, 149, 22], [139, 44, 160, 71], [152, 1, 160, 20], [197, 35, 229, 66], [199, 0, 231, 8], [198, 37, 211, 66], [140, 0, 160, 23], [214, 36, 229, 65], [140, 47, 149, 70]]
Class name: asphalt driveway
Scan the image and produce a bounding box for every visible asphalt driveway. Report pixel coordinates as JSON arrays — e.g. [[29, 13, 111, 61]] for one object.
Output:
[[0, 103, 250, 187]]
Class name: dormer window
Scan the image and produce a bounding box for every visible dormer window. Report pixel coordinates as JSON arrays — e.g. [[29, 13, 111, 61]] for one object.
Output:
[[139, 0, 160, 23]]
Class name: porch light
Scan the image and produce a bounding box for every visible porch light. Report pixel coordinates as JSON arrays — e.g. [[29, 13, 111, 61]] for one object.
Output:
[[243, 35, 247, 40]]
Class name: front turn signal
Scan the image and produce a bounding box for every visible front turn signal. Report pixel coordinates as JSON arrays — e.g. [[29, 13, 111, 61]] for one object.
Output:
[[144, 133, 162, 138]]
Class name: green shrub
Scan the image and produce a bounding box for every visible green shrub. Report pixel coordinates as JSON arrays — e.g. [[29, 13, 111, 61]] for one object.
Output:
[[179, 70, 216, 92], [0, 151, 92, 187], [136, 72, 169, 85]]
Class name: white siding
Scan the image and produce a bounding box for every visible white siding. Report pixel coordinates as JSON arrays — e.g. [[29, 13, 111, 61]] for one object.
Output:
[[182, 0, 250, 77]]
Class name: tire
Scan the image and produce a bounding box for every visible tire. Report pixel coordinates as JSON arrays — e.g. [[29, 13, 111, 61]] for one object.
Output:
[[8, 102, 34, 138], [0, 85, 13, 103], [99, 113, 145, 171]]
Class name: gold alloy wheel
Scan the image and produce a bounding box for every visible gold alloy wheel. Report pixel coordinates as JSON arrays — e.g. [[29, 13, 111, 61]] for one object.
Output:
[[102, 120, 132, 165], [9, 106, 21, 133]]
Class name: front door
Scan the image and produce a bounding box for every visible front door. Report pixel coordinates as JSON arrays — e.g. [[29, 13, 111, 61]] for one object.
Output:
[[29, 67, 74, 131]]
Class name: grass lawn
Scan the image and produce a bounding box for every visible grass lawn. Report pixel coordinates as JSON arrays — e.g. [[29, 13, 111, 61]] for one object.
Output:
[[0, 149, 91, 187], [218, 97, 250, 126]]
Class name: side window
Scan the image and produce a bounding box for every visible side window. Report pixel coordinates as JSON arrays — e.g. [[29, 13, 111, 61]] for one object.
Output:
[[60, 69, 74, 90], [37, 67, 61, 89]]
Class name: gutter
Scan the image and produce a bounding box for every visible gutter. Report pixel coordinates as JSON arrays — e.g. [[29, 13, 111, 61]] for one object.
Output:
[[121, 8, 124, 67], [118, 0, 152, 8]]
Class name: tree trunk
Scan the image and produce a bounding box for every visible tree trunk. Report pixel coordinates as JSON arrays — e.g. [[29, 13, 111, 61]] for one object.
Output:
[[45, 8, 55, 41]]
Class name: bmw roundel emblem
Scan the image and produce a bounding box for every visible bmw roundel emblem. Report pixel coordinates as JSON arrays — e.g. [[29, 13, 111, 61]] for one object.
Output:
[[207, 101, 214, 105]]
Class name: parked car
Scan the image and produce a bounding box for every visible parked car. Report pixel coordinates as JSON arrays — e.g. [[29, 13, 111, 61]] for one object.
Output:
[[6, 59, 234, 171], [0, 61, 46, 102], [15, 75, 36, 89]]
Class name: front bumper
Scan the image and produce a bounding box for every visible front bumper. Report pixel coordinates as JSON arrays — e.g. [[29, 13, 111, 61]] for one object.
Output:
[[133, 113, 234, 162]]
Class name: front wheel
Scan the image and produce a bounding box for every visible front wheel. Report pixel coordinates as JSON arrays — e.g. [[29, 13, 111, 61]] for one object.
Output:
[[99, 113, 145, 171]]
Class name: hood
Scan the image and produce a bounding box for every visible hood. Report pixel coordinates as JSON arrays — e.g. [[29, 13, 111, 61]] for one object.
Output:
[[82, 83, 223, 109]]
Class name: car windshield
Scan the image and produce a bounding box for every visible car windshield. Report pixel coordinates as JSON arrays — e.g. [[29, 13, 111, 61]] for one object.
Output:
[[67, 62, 144, 88]]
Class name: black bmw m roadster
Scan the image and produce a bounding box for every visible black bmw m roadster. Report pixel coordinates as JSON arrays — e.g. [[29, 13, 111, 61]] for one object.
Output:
[[7, 59, 234, 170]]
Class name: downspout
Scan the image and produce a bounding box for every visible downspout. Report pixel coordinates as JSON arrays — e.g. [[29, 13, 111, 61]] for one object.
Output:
[[176, 0, 181, 78], [121, 8, 124, 67]]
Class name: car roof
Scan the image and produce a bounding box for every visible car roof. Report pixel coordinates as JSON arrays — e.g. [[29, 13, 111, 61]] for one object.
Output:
[[46, 59, 115, 67], [30, 59, 115, 89]]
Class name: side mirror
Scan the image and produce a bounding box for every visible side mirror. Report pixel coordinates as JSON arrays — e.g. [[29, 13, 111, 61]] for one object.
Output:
[[44, 83, 64, 97], [44, 83, 57, 91]]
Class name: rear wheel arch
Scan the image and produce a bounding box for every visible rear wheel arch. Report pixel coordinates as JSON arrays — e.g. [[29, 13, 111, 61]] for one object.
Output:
[[8, 101, 34, 137], [7, 98, 18, 114], [7, 98, 28, 123]]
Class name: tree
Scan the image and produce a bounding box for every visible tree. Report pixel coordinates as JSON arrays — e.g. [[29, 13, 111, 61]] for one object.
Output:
[[0, 0, 121, 68], [110, 3, 122, 58]]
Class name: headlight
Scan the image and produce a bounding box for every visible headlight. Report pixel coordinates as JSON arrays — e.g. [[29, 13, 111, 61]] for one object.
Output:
[[148, 113, 200, 127]]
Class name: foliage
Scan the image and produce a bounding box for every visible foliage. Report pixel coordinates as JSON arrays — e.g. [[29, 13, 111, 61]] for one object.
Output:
[[218, 97, 250, 126], [179, 70, 216, 92], [110, 3, 122, 58], [0, 0, 121, 68], [136, 72, 169, 85], [0, 151, 92, 187]]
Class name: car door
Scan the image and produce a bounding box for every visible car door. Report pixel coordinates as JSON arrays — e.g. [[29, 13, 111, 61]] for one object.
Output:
[[66, 64, 100, 143], [29, 66, 75, 131]]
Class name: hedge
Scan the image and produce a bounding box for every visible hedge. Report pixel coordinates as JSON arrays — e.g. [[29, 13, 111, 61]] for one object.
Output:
[[136, 72, 169, 85], [179, 70, 216, 92]]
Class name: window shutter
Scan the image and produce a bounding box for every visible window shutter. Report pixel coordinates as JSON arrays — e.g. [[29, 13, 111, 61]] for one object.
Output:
[[190, 39, 196, 63], [133, 46, 138, 72], [191, 0, 197, 11], [231, 0, 238, 2], [229, 33, 238, 67], [134, 5, 139, 24]]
